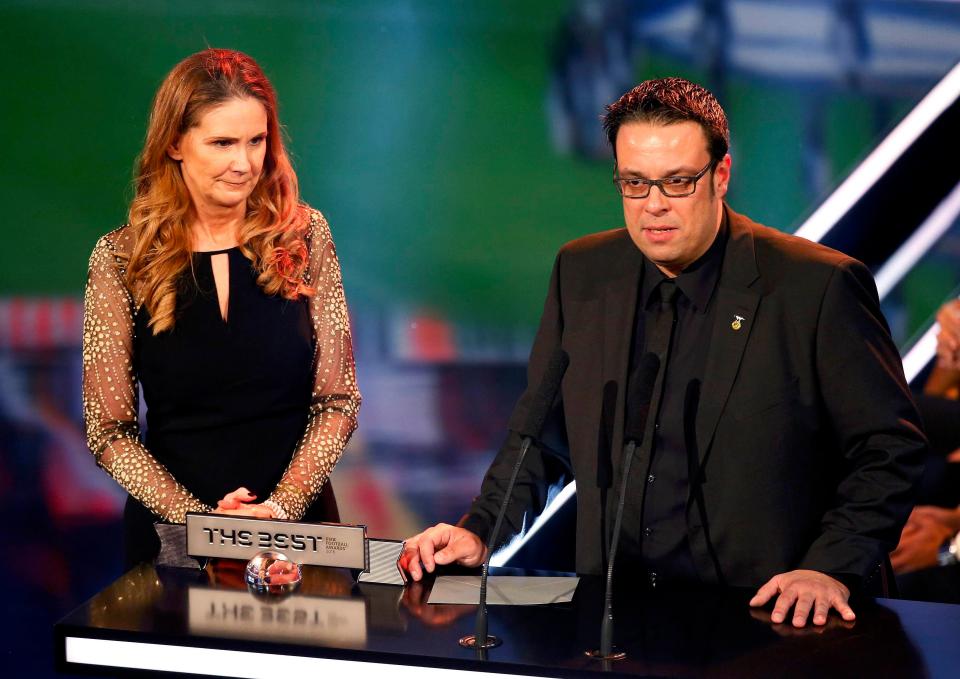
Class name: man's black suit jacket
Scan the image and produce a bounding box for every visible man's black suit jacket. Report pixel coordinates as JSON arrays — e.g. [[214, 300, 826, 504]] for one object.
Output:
[[462, 206, 927, 588]]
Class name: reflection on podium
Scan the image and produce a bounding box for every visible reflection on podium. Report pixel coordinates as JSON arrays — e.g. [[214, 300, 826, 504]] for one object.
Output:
[[188, 587, 367, 646], [188, 558, 367, 646]]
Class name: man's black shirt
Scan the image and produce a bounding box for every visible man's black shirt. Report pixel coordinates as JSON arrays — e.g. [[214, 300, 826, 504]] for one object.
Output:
[[620, 214, 729, 586]]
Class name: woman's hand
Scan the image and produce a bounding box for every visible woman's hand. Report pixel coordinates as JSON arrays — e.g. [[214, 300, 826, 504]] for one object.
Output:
[[212, 486, 275, 519], [216, 487, 257, 510]]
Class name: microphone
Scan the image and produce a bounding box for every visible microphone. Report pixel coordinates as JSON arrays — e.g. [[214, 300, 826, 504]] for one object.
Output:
[[597, 381, 618, 566], [515, 348, 570, 440], [589, 352, 660, 661], [596, 381, 618, 489], [460, 347, 570, 651]]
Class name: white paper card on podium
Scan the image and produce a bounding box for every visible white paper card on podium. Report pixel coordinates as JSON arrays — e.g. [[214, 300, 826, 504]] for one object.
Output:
[[428, 576, 579, 605]]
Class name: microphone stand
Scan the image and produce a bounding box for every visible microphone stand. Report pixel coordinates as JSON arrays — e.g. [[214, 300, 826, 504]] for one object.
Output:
[[587, 351, 659, 661], [458, 347, 568, 653], [586, 438, 636, 661], [459, 436, 534, 650]]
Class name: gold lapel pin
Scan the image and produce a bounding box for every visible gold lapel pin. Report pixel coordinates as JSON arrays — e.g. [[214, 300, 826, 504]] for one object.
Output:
[[731, 315, 745, 331]]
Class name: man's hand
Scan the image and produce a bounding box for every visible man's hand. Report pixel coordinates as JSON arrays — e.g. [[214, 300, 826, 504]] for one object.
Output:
[[749, 570, 855, 627], [748, 606, 857, 637], [212, 486, 275, 519], [936, 300, 960, 370], [891, 505, 960, 574], [399, 523, 488, 582]]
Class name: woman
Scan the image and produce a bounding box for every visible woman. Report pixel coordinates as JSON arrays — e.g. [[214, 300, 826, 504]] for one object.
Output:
[[82, 49, 360, 566]]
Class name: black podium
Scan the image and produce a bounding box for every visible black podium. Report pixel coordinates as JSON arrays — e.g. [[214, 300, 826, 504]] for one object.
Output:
[[56, 562, 960, 677]]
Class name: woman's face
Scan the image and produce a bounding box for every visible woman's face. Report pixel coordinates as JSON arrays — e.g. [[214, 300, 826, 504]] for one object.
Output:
[[168, 96, 268, 214]]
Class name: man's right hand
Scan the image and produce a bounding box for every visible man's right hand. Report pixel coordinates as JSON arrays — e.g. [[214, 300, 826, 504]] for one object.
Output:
[[399, 523, 488, 581]]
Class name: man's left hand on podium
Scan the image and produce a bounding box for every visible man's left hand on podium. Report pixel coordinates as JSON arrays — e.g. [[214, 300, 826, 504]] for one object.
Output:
[[749, 570, 855, 628]]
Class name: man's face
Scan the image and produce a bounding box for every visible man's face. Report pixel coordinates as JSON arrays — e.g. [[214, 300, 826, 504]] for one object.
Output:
[[615, 120, 730, 277]]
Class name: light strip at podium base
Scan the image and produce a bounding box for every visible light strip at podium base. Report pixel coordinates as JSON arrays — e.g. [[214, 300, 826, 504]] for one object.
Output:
[[64, 637, 547, 678]]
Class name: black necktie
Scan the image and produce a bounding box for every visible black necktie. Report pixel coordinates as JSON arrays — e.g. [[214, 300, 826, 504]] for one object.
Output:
[[619, 279, 679, 554], [648, 279, 678, 363], [636, 278, 677, 462]]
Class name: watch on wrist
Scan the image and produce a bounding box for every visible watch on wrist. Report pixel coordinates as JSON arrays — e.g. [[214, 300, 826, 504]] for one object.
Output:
[[937, 531, 960, 566]]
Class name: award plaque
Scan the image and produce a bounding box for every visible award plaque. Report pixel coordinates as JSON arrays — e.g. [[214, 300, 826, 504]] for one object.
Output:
[[185, 513, 367, 569]]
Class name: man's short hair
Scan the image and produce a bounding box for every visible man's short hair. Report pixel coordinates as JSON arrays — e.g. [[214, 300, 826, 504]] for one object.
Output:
[[602, 77, 729, 162]]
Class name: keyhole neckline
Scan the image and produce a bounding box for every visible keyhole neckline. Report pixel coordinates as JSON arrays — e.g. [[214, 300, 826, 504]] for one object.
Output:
[[194, 246, 239, 256]]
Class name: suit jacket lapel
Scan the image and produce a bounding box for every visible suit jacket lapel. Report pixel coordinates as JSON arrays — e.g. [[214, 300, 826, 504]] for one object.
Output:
[[695, 208, 761, 468]]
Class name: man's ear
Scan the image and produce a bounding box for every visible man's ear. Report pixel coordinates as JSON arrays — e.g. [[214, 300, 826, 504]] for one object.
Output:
[[714, 153, 732, 198]]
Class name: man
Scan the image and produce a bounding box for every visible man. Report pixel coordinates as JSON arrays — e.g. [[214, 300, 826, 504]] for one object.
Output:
[[892, 299, 960, 578], [401, 78, 926, 627]]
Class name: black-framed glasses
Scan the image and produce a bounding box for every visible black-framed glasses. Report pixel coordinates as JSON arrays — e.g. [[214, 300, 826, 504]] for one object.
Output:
[[613, 159, 714, 199]]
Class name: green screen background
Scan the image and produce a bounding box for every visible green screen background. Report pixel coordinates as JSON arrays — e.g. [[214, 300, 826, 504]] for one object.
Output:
[[0, 0, 911, 329]]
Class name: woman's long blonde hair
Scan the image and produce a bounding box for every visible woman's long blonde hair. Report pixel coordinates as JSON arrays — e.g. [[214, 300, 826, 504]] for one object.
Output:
[[126, 48, 312, 333]]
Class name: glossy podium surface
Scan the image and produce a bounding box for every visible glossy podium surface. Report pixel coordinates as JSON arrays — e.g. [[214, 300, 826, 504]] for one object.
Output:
[[56, 562, 960, 678]]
